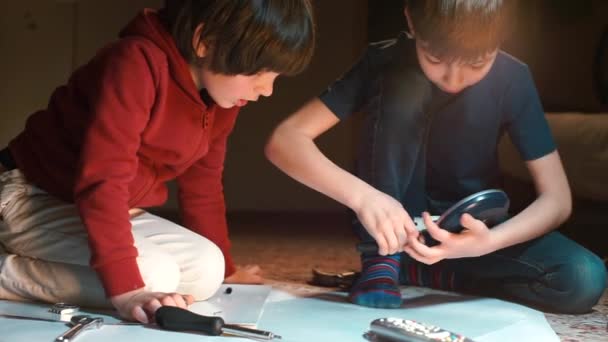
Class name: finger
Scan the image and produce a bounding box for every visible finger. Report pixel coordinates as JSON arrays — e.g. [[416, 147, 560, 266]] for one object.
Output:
[[182, 294, 195, 305], [158, 295, 178, 307], [361, 215, 386, 255], [131, 305, 149, 324], [408, 227, 420, 241], [403, 246, 430, 264], [389, 214, 408, 250], [460, 213, 485, 231], [407, 232, 440, 259], [171, 293, 187, 308], [143, 297, 163, 323], [379, 216, 399, 254], [143, 297, 163, 314], [375, 233, 389, 255], [404, 245, 442, 265], [389, 220, 404, 254], [402, 211, 418, 236], [370, 220, 389, 256], [394, 224, 408, 251], [423, 212, 451, 242]]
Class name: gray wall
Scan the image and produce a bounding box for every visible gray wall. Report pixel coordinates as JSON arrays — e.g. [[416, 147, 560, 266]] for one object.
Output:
[[0, 1, 74, 148], [0, 0, 368, 213], [501, 0, 608, 112]]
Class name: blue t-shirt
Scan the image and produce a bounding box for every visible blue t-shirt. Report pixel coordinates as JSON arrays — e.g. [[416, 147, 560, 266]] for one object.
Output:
[[319, 34, 556, 205]]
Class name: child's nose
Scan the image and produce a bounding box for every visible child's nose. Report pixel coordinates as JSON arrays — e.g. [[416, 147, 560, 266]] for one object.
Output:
[[256, 81, 274, 97], [442, 67, 465, 93]]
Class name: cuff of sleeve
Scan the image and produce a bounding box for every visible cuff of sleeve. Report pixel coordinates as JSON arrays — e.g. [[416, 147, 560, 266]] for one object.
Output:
[[96, 258, 145, 297]]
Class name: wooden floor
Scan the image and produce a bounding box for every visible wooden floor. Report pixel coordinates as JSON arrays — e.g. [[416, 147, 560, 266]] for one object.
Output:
[[228, 211, 360, 283]]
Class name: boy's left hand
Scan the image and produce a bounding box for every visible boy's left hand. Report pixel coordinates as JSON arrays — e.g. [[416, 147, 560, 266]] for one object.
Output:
[[224, 264, 264, 284], [403, 212, 494, 264]]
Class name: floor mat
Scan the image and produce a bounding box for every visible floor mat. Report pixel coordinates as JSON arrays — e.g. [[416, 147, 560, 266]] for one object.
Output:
[[227, 213, 608, 342], [0, 284, 560, 342]]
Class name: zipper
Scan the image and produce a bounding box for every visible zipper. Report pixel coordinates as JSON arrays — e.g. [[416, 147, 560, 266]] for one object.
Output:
[[202, 113, 209, 129], [176, 109, 210, 170]]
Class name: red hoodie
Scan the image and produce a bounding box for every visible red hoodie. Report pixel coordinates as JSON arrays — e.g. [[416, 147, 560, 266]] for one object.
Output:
[[9, 9, 238, 296]]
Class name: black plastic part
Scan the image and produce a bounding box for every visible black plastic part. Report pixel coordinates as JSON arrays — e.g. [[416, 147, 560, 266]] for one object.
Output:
[[155, 306, 224, 336]]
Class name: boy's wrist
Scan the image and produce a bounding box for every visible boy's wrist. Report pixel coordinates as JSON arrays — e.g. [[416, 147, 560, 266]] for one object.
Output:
[[110, 287, 145, 306], [345, 184, 373, 213], [484, 228, 505, 254], [346, 191, 363, 213]]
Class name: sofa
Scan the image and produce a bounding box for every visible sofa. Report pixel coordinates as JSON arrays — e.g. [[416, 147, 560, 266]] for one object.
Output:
[[499, 112, 607, 258]]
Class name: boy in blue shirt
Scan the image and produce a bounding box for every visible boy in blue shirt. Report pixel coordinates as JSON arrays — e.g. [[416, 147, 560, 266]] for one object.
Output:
[[265, 0, 606, 313]]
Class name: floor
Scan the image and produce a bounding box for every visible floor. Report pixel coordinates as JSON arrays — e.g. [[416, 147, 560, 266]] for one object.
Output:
[[0, 211, 605, 341], [226, 212, 608, 342]]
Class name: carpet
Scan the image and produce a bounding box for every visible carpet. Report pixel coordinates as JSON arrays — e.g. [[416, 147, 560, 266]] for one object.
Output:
[[228, 212, 608, 342]]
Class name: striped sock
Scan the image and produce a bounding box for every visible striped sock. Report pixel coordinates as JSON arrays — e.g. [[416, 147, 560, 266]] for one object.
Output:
[[349, 254, 402, 308], [400, 258, 459, 291]]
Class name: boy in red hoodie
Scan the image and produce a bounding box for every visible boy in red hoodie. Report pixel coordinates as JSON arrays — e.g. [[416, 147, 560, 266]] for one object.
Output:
[[0, 0, 315, 323]]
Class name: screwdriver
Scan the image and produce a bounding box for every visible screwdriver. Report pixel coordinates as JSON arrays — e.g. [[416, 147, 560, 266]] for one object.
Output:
[[155, 306, 282, 340]]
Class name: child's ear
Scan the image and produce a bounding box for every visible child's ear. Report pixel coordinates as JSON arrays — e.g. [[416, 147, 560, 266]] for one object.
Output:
[[403, 8, 416, 37], [192, 23, 207, 58]]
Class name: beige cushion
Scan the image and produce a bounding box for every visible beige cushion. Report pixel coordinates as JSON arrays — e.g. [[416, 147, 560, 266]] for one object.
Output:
[[499, 112, 608, 201]]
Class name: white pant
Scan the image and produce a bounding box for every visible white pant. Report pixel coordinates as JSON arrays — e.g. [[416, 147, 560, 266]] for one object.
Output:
[[0, 169, 224, 308]]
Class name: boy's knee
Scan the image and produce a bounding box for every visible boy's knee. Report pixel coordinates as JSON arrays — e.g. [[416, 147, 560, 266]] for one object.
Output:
[[140, 256, 181, 294], [179, 240, 225, 300], [551, 251, 606, 313]]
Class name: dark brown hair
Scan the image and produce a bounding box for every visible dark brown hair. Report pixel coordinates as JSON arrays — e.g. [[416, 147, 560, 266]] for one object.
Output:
[[406, 0, 514, 62], [161, 0, 315, 76]]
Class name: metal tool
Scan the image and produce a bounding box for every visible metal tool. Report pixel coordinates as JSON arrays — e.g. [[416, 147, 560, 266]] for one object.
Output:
[[0, 301, 138, 324], [0, 311, 138, 325], [49, 303, 80, 315], [155, 306, 282, 340], [55, 315, 103, 342]]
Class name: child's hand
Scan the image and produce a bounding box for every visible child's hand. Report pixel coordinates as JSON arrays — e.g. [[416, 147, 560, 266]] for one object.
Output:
[[110, 289, 194, 323], [355, 190, 418, 255], [404, 212, 493, 264], [224, 264, 264, 284]]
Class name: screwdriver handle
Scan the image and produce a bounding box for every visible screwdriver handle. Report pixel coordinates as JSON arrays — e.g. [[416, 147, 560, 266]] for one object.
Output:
[[155, 306, 224, 335]]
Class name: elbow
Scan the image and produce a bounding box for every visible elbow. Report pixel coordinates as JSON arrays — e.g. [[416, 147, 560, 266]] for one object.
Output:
[[556, 188, 573, 225], [264, 128, 282, 165], [559, 196, 573, 224]]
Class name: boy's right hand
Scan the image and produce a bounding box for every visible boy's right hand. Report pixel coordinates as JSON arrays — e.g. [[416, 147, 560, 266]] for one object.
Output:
[[110, 289, 194, 324], [354, 190, 418, 255]]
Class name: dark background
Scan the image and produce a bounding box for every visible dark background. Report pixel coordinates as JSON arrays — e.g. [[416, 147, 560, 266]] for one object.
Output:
[[369, 0, 608, 112]]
